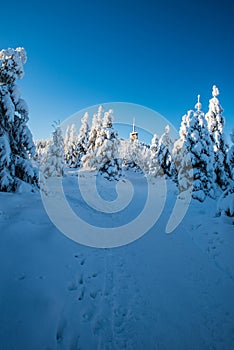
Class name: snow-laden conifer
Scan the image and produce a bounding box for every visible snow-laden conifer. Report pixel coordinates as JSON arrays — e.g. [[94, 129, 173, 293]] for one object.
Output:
[[81, 106, 103, 169], [82, 107, 121, 179], [157, 125, 175, 177], [227, 128, 234, 181], [217, 187, 234, 218], [76, 112, 90, 168], [34, 139, 51, 164], [64, 123, 78, 168], [173, 96, 215, 201], [205, 85, 230, 189], [145, 134, 160, 177], [0, 47, 37, 192], [41, 123, 64, 178], [123, 139, 147, 173]]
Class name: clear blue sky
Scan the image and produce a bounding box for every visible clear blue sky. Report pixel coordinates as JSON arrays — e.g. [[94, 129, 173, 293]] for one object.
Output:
[[1, 0, 233, 140]]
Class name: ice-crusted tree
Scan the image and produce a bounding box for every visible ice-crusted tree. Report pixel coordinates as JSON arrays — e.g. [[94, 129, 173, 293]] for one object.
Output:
[[41, 123, 64, 178], [205, 85, 230, 189], [76, 112, 90, 168], [0, 47, 38, 192], [173, 96, 215, 201], [157, 125, 175, 177], [64, 123, 78, 168], [83, 108, 121, 179]]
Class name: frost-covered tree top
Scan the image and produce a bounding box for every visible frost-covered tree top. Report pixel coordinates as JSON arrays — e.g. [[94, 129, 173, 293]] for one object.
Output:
[[212, 85, 219, 98], [78, 112, 89, 141], [231, 128, 234, 144], [95, 105, 104, 131], [103, 109, 114, 128], [0, 47, 27, 84], [206, 85, 224, 134], [150, 134, 159, 153]]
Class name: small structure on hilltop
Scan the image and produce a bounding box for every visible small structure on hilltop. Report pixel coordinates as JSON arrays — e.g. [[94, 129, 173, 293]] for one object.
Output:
[[130, 118, 138, 141]]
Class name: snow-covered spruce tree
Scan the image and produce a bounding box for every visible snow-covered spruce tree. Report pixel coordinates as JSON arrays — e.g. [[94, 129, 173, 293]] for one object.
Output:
[[173, 96, 215, 201], [123, 139, 147, 173], [98, 109, 122, 179], [227, 128, 234, 181], [41, 123, 64, 178], [217, 129, 234, 218], [144, 134, 160, 177], [150, 133, 159, 154], [64, 123, 78, 168], [173, 111, 194, 193], [157, 125, 175, 177], [0, 47, 38, 192], [34, 139, 50, 164], [88, 109, 121, 179], [76, 112, 90, 168], [81, 106, 103, 169], [205, 85, 230, 189]]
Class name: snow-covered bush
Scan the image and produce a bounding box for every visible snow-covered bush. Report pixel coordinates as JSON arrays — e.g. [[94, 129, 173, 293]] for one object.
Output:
[[0, 47, 38, 192], [217, 186, 234, 218], [205, 85, 230, 189]]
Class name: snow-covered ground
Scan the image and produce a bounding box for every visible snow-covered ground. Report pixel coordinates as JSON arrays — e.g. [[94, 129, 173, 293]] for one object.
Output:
[[0, 170, 234, 350]]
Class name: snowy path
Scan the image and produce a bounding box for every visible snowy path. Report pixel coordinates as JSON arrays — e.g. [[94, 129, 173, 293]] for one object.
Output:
[[0, 174, 234, 350]]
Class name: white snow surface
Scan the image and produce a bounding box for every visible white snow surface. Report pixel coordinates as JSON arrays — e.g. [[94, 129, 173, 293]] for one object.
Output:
[[0, 170, 234, 350]]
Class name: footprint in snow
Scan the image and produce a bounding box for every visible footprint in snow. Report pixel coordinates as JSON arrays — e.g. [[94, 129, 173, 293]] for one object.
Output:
[[77, 286, 85, 301], [73, 253, 86, 266]]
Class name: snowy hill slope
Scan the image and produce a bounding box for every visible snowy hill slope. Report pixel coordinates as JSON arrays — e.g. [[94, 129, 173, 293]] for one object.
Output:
[[0, 171, 234, 350]]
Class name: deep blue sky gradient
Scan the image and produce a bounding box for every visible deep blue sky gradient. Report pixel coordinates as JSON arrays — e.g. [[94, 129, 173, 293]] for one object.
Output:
[[1, 0, 233, 140]]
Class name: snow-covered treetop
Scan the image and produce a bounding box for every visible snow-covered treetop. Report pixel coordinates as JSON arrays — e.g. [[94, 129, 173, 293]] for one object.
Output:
[[78, 112, 89, 139], [151, 133, 159, 146], [103, 109, 114, 128], [91, 105, 103, 131], [206, 85, 224, 134], [231, 128, 234, 144], [0, 47, 27, 84], [195, 94, 202, 112], [209, 85, 223, 112], [165, 125, 170, 134], [212, 85, 219, 98]]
